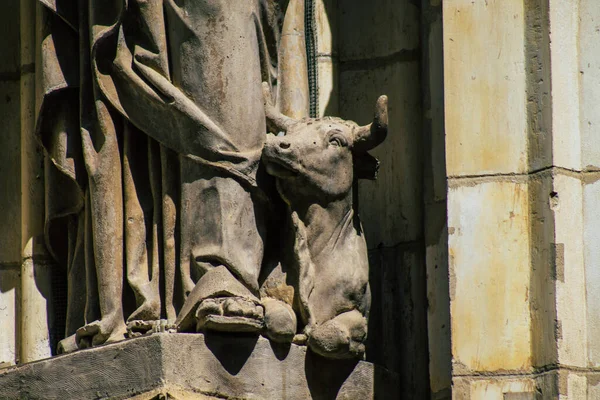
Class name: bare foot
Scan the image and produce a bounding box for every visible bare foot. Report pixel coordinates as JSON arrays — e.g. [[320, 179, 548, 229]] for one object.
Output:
[[126, 319, 177, 338], [127, 300, 161, 323], [57, 334, 78, 354], [76, 314, 127, 349], [195, 296, 264, 333]]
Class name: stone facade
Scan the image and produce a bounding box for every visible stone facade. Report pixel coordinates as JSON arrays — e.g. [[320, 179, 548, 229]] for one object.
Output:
[[0, 0, 430, 398], [4, 0, 600, 399]]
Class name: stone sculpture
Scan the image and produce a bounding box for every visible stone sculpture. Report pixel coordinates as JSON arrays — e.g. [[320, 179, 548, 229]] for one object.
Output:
[[37, 0, 386, 361], [260, 84, 388, 359], [37, 0, 288, 353]]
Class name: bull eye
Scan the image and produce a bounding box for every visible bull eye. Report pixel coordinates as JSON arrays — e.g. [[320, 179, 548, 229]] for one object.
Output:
[[328, 133, 348, 148]]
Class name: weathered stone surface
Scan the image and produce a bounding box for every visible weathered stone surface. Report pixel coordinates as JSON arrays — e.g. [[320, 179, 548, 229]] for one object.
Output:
[[318, 57, 339, 117], [584, 177, 600, 367], [453, 375, 542, 400], [444, 0, 528, 176], [551, 174, 586, 367], [341, 62, 423, 248], [448, 179, 532, 372], [0, 334, 398, 399], [425, 203, 450, 396], [451, 368, 600, 400], [339, 0, 419, 61], [579, 0, 600, 169], [549, 0, 581, 171], [0, 80, 21, 265], [367, 243, 429, 399], [0, 267, 19, 368], [0, 0, 20, 75]]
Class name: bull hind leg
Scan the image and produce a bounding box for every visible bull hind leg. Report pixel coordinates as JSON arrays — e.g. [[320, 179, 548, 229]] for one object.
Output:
[[307, 310, 367, 359]]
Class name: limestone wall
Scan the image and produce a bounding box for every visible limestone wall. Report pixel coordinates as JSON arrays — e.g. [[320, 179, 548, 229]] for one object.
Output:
[[0, 0, 56, 368], [0, 0, 22, 369], [444, 0, 600, 398]]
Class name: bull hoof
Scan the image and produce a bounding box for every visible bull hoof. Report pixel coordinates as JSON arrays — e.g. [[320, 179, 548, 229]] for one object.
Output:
[[195, 297, 264, 333], [262, 298, 296, 343], [306, 312, 367, 359]]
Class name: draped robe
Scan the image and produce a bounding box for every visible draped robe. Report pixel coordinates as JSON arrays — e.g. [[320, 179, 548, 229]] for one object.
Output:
[[37, 0, 287, 346]]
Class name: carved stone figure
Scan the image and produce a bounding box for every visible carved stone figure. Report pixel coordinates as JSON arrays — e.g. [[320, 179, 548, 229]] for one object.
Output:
[[37, 0, 384, 362], [261, 85, 389, 359], [37, 0, 293, 352]]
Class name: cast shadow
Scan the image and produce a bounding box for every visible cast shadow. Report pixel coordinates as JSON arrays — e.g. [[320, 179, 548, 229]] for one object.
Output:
[[304, 350, 359, 400], [204, 332, 260, 375], [269, 340, 292, 361]]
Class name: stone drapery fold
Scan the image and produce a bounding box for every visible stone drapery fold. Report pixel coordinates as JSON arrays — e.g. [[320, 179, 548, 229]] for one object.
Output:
[[36, 0, 286, 346]]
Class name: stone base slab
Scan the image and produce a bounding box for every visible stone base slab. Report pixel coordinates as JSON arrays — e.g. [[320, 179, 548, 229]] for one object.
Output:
[[0, 333, 398, 399]]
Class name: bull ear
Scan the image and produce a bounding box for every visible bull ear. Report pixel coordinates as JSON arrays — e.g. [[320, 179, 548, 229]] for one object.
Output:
[[263, 82, 297, 134], [353, 95, 388, 152]]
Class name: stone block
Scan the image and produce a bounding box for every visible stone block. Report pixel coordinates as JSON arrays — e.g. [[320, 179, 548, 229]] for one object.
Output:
[[448, 179, 531, 372], [340, 61, 423, 247], [423, 8, 446, 204], [0, 334, 399, 400], [549, 0, 581, 171], [317, 57, 338, 117], [587, 373, 600, 399], [19, 71, 46, 260], [453, 376, 548, 400], [444, 0, 528, 176], [528, 172, 558, 368], [0, 80, 21, 264], [0, 267, 19, 368], [425, 202, 451, 396], [20, 0, 35, 69], [584, 176, 600, 366], [524, 0, 552, 173], [367, 243, 429, 399], [551, 173, 586, 367], [338, 0, 419, 61], [579, 0, 600, 170], [315, 0, 337, 57], [19, 259, 53, 363], [563, 373, 587, 400]]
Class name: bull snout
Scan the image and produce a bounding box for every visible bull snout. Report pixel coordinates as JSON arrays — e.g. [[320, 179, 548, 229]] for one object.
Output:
[[263, 134, 300, 179], [265, 134, 292, 153]]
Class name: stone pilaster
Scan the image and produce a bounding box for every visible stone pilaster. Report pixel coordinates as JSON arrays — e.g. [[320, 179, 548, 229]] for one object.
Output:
[[445, 0, 600, 398]]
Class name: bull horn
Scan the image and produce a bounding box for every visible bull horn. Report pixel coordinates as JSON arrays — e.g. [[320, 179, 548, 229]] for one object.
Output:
[[262, 82, 296, 133], [353, 95, 388, 152]]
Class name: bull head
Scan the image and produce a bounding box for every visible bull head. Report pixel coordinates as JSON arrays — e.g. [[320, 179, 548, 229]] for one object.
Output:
[[262, 83, 388, 203]]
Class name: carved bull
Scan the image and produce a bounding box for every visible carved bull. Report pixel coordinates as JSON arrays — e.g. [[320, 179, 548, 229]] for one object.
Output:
[[261, 83, 388, 359]]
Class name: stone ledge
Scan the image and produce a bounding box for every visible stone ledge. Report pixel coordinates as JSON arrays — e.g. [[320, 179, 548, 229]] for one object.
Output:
[[0, 333, 398, 399]]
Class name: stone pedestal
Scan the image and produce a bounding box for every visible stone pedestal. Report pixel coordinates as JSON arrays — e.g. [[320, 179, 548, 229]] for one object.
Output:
[[0, 333, 398, 400]]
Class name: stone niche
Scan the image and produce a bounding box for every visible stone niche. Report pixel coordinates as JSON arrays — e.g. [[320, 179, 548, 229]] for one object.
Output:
[[0, 0, 431, 399]]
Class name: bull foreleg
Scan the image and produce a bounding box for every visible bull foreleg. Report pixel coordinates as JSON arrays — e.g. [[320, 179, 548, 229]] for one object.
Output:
[[307, 309, 367, 360]]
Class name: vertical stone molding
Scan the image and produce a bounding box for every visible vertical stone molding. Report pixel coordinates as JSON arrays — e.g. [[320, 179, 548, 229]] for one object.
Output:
[[0, 0, 22, 369], [444, 0, 600, 398], [19, 0, 54, 364]]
